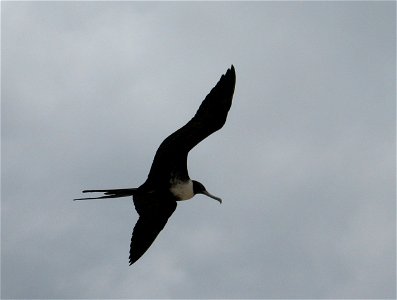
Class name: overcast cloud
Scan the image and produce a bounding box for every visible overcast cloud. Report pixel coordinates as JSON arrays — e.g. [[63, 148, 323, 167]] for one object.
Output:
[[2, 1, 395, 299]]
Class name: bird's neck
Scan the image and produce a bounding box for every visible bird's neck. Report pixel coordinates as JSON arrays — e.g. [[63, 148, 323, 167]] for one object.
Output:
[[169, 179, 194, 201]]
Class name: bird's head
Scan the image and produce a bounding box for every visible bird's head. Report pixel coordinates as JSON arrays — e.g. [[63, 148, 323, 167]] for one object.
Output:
[[192, 180, 222, 204]]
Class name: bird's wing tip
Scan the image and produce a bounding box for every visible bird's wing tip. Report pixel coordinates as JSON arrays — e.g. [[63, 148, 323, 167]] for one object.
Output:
[[228, 65, 236, 77], [129, 256, 139, 266]]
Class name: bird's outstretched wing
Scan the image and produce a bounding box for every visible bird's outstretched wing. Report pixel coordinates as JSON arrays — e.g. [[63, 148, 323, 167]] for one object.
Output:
[[129, 200, 177, 265], [147, 65, 236, 182], [74, 188, 137, 200]]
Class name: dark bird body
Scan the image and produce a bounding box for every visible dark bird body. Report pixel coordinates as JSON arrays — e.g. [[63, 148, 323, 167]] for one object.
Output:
[[75, 65, 236, 265]]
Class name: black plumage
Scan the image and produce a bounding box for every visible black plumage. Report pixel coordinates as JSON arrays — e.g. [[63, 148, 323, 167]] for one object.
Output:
[[75, 65, 236, 265]]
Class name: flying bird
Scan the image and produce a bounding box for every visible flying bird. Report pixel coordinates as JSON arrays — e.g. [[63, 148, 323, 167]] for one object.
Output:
[[75, 65, 236, 265]]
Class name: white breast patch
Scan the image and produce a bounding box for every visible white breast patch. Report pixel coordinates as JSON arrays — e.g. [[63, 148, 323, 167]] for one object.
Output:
[[170, 179, 194, 200]]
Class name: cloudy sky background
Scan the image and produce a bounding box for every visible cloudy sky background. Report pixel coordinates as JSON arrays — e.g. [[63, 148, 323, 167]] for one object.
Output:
[[2, 1, 395, 299]]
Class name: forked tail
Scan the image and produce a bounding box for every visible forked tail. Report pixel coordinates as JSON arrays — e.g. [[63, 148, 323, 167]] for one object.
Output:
[[74, 188, 137, 201]]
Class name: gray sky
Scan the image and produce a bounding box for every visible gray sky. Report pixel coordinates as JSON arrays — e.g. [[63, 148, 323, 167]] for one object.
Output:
[[2, 1, 395, 299]]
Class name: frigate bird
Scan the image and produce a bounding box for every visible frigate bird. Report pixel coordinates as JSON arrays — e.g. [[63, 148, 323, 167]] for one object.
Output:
[[74, 65, 236, 265]]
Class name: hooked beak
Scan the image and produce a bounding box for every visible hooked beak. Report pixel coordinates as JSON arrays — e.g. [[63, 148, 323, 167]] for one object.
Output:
[[201, 190, 222, 204]]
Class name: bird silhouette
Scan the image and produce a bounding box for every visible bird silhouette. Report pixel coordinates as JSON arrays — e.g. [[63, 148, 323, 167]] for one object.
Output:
[[75, 65, 236, 265]]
